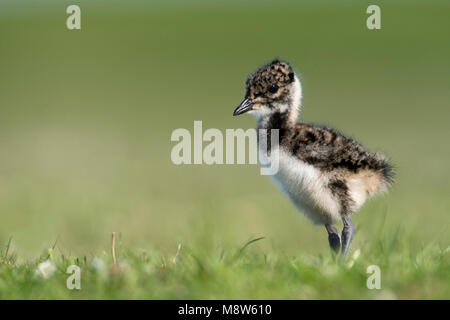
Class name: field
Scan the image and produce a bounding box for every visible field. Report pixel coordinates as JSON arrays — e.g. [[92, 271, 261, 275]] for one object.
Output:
[[0, 0, 449, 299]]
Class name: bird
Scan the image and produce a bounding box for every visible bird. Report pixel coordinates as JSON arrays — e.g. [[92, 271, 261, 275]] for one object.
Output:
[[233, 59, 393, 258]]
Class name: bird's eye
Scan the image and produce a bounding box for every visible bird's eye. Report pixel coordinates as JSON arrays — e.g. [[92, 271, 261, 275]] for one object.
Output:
[[268, 84, 278, 93]]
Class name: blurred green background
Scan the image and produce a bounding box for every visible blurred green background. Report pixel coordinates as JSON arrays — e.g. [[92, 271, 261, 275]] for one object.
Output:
[[0, 0, 449, 261]]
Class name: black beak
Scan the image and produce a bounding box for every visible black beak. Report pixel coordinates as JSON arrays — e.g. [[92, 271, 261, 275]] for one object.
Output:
[[233, 98, 254, 116]]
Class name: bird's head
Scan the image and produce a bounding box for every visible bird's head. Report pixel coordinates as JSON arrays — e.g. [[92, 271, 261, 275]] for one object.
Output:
[[233, 59, 302, 119]]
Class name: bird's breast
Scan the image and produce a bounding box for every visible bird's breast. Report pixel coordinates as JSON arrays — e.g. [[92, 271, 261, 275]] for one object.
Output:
[[267, 149, 342, 224]]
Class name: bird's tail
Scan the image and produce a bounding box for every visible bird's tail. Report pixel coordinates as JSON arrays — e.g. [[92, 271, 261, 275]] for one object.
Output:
[[369, 153, 395, 196]]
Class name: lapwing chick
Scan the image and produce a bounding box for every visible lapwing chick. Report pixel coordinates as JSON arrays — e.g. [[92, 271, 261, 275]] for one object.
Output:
[[233, 59, 393, 258]]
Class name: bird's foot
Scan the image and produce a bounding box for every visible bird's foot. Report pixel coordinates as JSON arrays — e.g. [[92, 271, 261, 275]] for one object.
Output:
[[325, 224, 341, 260], [341, 216, 355, 260]]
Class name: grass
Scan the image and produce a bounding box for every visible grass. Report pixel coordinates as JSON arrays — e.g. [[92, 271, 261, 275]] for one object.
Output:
[[0, 1, 449, 299], [1, 232, 449, 299]]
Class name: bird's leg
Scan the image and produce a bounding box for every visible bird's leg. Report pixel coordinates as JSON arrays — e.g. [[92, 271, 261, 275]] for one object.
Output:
[[341, 215, 355, 258], [325, 224, 341, 258]]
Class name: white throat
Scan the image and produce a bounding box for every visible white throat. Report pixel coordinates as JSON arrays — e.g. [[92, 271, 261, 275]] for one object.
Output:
[[289, 76, 302, 124]]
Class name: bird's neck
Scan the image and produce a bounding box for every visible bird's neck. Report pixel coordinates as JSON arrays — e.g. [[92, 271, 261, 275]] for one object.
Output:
[[258, 110, 291, 131]]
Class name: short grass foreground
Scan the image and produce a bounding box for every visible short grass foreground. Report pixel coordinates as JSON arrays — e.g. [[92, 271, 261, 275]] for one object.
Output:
[[0, 235, 449, 299]]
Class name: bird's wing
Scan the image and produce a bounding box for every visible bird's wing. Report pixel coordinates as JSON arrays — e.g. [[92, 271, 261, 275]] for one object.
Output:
[[286, 123, 387, 173]]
